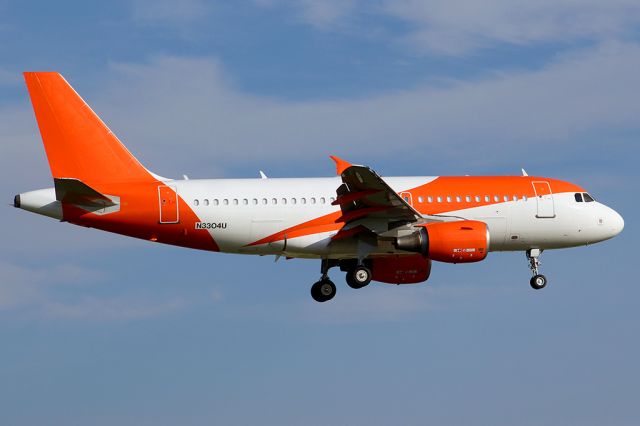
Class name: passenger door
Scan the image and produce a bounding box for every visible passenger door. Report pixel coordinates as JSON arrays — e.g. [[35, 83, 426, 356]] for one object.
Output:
[[532, 181, 555, 218]]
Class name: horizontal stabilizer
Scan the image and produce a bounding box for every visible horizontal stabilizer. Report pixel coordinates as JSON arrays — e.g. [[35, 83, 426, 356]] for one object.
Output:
[[54, 178, 117, 208]]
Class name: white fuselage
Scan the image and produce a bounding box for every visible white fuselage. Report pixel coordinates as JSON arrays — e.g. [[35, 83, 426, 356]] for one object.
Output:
[[168, 176, 624, 258]]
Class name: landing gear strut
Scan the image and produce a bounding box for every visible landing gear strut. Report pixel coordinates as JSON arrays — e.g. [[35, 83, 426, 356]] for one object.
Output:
[[311, 259, 337, 302], [526, 249, 547, 290]]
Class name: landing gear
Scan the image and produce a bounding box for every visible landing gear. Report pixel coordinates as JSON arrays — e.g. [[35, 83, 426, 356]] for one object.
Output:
[[311, 259, 337, 302], [311, 279, 336, 302], [530, 274, 547, 290], [526, 249, 548, 290], [346, 265, 372, 289]]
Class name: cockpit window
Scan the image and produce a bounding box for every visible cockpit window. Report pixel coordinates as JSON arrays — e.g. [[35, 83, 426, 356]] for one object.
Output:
[[583, 193, 595, 202], [574, 193, 583, 202]]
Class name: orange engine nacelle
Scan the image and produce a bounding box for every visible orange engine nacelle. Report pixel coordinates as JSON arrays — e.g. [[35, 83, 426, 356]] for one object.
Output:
[[371, 255, 432, 284], [395, 220, 489, 264]]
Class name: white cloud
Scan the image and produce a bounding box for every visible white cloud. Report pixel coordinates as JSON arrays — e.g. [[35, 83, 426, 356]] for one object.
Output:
[[0, 68, 20, 86], [131, 0, 211, 25], [0, 261, 188, 321], [255, 0, 358, 29], [42, 296, 187, 321], [260, 1, 640, 54], [295, 0, 358, 29], [89, 42, 640, 179]]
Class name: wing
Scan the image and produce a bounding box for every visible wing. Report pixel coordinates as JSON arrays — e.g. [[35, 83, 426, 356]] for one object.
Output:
[[329, 156, 423, 238]]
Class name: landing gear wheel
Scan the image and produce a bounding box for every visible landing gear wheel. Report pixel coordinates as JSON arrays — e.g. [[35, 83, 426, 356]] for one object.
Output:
[[345, 273, 359, 289], [530, 274, 547, 290], [311, 279, 336, 302], [347, 266, 372, 289]]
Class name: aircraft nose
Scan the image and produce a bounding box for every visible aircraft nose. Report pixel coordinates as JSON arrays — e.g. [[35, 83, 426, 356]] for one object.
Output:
[[610, 209, 624, 237]]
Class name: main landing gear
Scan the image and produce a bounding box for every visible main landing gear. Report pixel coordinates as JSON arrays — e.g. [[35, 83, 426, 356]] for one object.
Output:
[[346, 265, 372, 289], [526, 249, 548, 290], [310, 259, 373, 302], [311, 259, 337, 302]]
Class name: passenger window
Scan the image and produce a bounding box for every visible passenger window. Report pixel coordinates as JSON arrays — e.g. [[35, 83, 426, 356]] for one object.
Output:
[[446, 196, 452, 202], [484, 196, 490, 202], [262, 198, 267, 205], [574, 193, 583, 202], [493, 195, 499, 202], [301, 198, 307, 204], [418, 196, 424, 203], [437, 196, 442, 203], [213, 199, 219, 206], [523, 195, 528, 201], [465, 196, 471, 202], [456, 196, 461, 202], [281, 198, 287, 205], [194, 199, 199, 206], [252, 198, 258, 205], [583, 193, 595, 202], [427, 196, 433, 203], [291, 198, 297, 205], [243, 199, 248, 205], [475, 196, 480, 202], [223, 199, 229, 206], [272, 198, 277, 205], [310, 197, 316, 204], [320, 197, 326, 204], [204, 199, 209, 206], [330, 197, 336, 203], [512, 195, 517, 201], [503, 195, 509, 202]]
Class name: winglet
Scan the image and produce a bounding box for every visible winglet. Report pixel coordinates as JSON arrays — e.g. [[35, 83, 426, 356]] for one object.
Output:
[[329, 155, 352, 175]]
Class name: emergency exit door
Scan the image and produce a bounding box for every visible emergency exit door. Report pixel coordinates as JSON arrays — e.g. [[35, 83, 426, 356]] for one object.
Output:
[[532, 181, 555, 218], [158, 185, 179, 223]]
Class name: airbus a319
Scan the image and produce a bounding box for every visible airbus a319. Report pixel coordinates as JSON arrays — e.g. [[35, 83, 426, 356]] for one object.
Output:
[[14, 73, 624, 302]]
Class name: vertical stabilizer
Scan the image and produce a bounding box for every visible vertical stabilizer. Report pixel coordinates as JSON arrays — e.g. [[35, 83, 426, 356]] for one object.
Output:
[[23, 72, 153, 185]]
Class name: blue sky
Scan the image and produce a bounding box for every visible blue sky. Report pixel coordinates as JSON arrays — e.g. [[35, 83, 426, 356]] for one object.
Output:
[[1, 1, 639, 425]]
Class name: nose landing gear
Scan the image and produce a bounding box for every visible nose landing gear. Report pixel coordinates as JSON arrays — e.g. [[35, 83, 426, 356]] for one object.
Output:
[[526, 249, 547, 290]]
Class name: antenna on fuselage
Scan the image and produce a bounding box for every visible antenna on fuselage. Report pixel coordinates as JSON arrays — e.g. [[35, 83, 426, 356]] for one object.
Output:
[[259, 170, 268, 179], [521, 168, 528, 177]]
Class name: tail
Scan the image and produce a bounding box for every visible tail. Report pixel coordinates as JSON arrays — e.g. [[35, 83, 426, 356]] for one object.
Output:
[[23, 72, 154, 185]]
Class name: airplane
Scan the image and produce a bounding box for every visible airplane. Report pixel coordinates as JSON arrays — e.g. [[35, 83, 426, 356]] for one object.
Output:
[[13, 72, 624, 302]]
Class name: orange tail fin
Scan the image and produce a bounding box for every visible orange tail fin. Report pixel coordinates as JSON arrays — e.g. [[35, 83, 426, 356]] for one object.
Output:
[[24, 72, 153, 185]]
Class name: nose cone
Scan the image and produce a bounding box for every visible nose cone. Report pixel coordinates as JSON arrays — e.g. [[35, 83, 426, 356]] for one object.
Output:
[[610, 209, 624, 237]]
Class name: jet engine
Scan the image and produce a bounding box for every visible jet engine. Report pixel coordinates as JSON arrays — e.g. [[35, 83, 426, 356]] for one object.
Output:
[[395, 220, 489, 263]]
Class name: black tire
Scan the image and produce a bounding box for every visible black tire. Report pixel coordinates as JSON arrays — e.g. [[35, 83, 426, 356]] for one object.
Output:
[[530, 274, 547, 290], [345, 272, 359, 289], [311, 279, 336, 302], [350, 266, 372, 288]]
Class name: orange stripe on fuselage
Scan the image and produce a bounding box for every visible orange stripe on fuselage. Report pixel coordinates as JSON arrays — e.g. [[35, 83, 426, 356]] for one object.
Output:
[[246, 211, 343, 247], [62, 181, 220, 252], [245, 176, 585, 247], [407, 176, 584, 215]]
